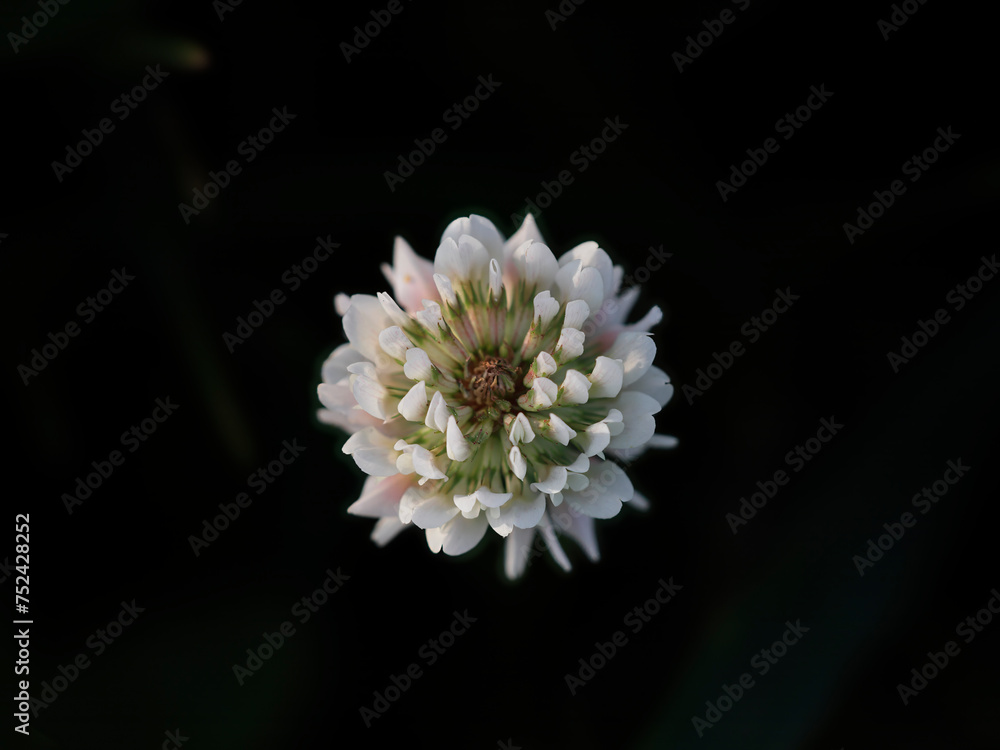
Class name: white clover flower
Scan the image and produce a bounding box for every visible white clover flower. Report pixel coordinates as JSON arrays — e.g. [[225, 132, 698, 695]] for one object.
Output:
[[317, 213, 676, 578]]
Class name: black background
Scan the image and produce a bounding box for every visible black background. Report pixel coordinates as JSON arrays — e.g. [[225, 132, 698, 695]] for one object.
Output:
[[3, 0, 998, 748]]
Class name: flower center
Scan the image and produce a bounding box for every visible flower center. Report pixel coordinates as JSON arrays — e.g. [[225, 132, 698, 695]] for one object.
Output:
[[461, 356, 525, 416]]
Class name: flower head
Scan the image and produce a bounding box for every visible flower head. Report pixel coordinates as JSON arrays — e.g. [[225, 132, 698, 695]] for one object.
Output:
[[318, 213, 676, 578]]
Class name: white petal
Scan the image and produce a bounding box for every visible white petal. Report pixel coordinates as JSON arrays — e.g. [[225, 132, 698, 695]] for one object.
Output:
[[350, 370, 391, 421], [403, 348, 435, 381], [410, 444, 448, 480], [513, 241, 559, 288], [589, 356, 625, 399], [377, 292, 411, 328], [446, 416, 472, 461], [555, 328, 585, 362], [342, 294, 394, 363], [413, 299, 445, 334], [348, 447, 400, 476], [563, 299, 590, 329], [604, 332, 655, 387], [504, 526, 537, 579], [548, 504, 599, 561], [424, 390, 450, 433], [630, 490, 651, 511], [425, 525, 445, 553], [546, 413, 578, 446], [433, 273, 457, 306], [317, 382, 355, 412], [410, 494, 461, 529], [523, 377, 558, 409], [531, 465, 568, 494], [378, 326, 413, 361], [566, 461, 633, 519], [628, 365, 674, 408], [508, 446, 527, 480], [508, 492, 546, 529], [628, 305, 663, 333], [485, 505, 514, 537], [342, 426, 395, 455], [488, 258, 503, 300], [559, 369, 591, 405], [454, 492, 479, 513], [532, 290, 560, 328], [609, 391, 661, 450], [371, 517, 408, 547], [397, 486, 423, 524], [397, 380, 428, 422], [648, 434, 679, 449], [531, 351, 558, 379], [537, 514, 572, 572], [316, 404, 380, 434], [434, 234, 489, 282], [508, 412, 535, 444], [334, 293, 351, 316], [442, 214, 505, 262], [476, 487, 513, 508], [559, 241, 615, 301], [321, 344, 366, 385], [440, 513, 489, 555], [555, 261, 604, 312]]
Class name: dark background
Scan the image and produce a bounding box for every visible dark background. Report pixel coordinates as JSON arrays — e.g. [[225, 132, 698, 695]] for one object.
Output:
[[3, 0, 998, 748]]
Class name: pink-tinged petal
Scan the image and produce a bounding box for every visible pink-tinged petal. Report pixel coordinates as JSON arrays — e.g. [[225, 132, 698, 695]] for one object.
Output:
[[316, 406, 380, 434], [371, 517, 408, 547], [347, 474, 412, 518], [317, 383, 355, 412], [383, 236, 437, 312]]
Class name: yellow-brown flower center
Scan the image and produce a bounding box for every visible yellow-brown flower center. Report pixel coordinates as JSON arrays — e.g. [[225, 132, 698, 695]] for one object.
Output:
[[461, 357, 524, 414]]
